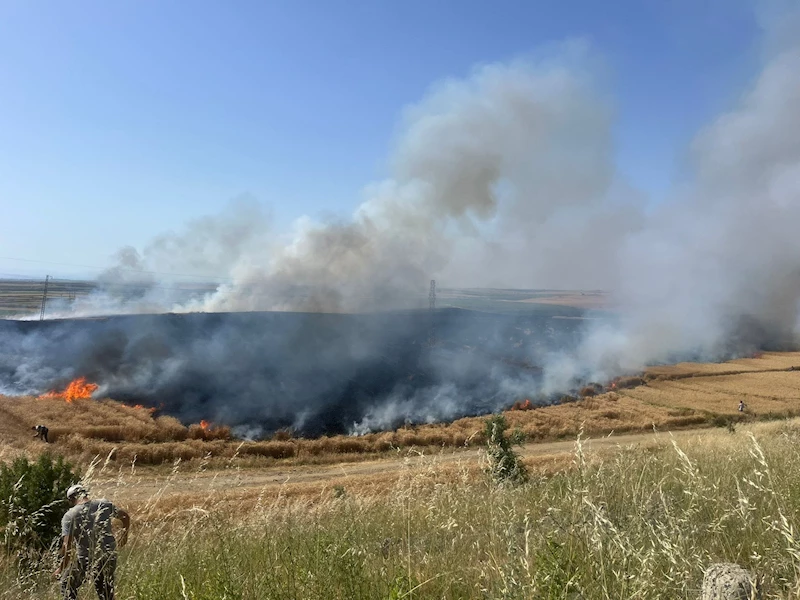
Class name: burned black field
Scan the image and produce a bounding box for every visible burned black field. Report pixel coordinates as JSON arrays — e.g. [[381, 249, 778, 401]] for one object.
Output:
[[0, 308, 591, 436]]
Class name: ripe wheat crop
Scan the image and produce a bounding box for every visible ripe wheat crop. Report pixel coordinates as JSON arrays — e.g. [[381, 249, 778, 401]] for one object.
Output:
[[5, 420, 800, 598]]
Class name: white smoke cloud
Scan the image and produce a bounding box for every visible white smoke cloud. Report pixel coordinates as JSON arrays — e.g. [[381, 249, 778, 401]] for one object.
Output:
[[87, 45, 631, 314], [543, 24, 800, 388], [11, 8, 800, 432]]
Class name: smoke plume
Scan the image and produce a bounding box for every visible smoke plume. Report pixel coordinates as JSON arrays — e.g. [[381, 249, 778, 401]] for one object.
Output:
[[73, 45, 633, 315], [547, 22, 800, 388], [0, 311, 584, 436], [4, 11, 800, 434]]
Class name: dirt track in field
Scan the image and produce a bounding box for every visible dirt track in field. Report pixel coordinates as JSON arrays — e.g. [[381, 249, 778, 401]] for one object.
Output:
[[90, 428, 693, 512], [2, 350, 798, 514]]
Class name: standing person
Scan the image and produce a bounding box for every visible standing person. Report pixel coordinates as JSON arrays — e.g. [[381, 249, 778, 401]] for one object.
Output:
[[55, 484, 130, 600], [738, 399, 746, 413], [32, 424, 49, 443]]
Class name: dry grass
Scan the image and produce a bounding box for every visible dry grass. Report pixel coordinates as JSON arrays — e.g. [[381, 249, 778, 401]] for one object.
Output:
[[644, 350, 800, 378], [10, 419, 800, 598], [2, 351, 800, 467]]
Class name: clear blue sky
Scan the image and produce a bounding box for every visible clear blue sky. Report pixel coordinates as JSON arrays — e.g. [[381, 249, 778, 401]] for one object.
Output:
[[0, 0, 760, 278]]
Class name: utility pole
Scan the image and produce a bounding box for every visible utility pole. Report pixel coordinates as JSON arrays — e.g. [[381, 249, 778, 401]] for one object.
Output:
[[39, 275, 50, 321], [428, 279, 436, 346]]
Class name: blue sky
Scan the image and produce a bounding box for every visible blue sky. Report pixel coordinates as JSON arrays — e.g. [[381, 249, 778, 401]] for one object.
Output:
[[0, 0, 761, 278]]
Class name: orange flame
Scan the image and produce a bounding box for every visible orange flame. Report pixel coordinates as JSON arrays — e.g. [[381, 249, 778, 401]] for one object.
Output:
[[39, 377, 98, 403], [511, 399, 533, 411], [133, 404, 156, 414], [199, 420, 211, 431]]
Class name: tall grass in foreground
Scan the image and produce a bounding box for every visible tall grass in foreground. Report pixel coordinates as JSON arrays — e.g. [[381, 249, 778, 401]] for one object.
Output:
[[6, 421, 800, 598]]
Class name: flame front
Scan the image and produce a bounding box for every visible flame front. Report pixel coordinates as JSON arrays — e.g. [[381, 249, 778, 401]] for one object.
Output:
[[199, 420, 210, 431], [39, 377, 98, 403]]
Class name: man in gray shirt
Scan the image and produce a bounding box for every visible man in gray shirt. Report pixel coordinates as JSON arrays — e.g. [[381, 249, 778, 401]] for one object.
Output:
[[55, 484, 130, 600]]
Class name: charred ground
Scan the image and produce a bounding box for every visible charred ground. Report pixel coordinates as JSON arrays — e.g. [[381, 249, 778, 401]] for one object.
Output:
[[0, 308, 591, 437]]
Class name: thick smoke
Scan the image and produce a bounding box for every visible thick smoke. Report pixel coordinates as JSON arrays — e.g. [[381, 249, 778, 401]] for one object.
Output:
[[4, 12, 800, 434], [66, 47, 631, 315], [200, 50, 633, 311], [0, 311, 584, 436], [545, 22, 800, 388]]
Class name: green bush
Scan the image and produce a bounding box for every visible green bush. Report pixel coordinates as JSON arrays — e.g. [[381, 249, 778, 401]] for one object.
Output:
[[0, 453, 79, 559], [483, 414, 527, 485]]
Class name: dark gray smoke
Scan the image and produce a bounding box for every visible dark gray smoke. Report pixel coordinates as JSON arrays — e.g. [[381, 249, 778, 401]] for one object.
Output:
[[0, 310, 585, 436]]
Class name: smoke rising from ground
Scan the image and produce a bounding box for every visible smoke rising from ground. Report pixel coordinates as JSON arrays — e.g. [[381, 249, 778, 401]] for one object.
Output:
[[4, 15, 800, 434], [0, 311, 584, 436], [546, 27, 800, 389], [80, 46, 633, 314]]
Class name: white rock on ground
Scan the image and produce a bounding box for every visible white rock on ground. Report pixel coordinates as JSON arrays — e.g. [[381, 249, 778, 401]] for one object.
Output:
[[701, 563, 762, 600]]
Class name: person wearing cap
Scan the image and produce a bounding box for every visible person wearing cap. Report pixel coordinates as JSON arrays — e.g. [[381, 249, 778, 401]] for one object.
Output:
[[32, 424, 49, 443], [55, 484, 130, 600]]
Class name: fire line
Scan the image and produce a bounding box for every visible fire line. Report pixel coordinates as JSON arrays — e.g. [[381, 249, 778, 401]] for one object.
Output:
[[38, 377, 98, 403]]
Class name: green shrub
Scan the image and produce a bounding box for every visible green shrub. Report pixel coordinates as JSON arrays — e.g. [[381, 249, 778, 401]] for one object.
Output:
[[483, 414, 527, 485], [387, 574, 420, 600], [0, 453, 79, 560]]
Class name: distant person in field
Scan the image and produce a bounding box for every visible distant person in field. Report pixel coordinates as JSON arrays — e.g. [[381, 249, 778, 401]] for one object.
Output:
[[55, 484, 130, 600], [32, 424, 49, 443], [738, 400, 745, 413]]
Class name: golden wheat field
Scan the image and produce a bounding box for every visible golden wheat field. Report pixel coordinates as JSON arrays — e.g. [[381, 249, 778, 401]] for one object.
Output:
[[1, 351, 800, 516], [7, 418, 800, 599], [2, 351, 799, 467], [5, 354, 800, 599]]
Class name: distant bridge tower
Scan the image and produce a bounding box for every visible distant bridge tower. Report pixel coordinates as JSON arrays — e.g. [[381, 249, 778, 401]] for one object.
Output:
[[429, 279, 436, 311]]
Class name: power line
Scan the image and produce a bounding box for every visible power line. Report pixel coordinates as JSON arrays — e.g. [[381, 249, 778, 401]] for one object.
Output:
[[0, 258, 440, 315], [428, 279, 437, 346], [39, 275, 50, 321], [0, 257, 443, 306], [0, 255, 235, 281], [0, 276, 435, 313]]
